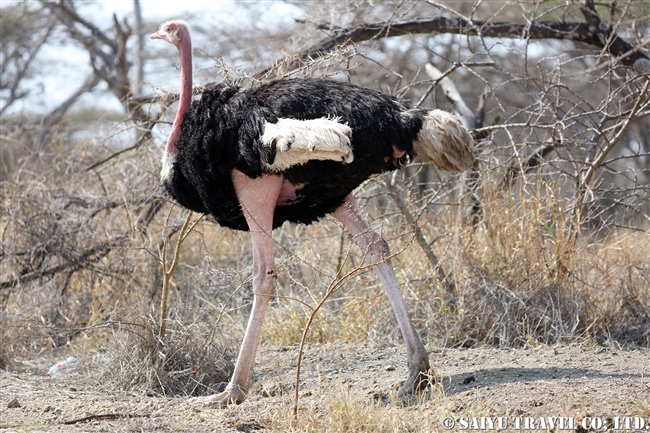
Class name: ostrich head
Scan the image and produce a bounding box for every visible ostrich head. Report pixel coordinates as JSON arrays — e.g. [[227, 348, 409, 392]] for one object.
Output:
[[150, 20, 189, 46]]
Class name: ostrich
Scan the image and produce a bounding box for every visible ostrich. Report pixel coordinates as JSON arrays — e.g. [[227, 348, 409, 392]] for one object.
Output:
[[151, 20, 474, 408]]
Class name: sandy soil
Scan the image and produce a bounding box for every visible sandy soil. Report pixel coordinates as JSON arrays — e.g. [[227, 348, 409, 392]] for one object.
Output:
[[1, 343, 649, 432]]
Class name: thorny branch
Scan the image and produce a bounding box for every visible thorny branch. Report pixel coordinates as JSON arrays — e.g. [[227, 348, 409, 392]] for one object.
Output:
[[0, 197, 164, 300], [256, 9, 650, 77], [425, 63, 483, 226], [580, 0, 650, 69], [292, 226, 415, 420], [565, 79, 650, 255], [383, 175, 448, 287]]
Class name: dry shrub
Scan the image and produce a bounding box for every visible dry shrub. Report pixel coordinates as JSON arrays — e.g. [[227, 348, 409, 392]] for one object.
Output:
[[443, 178, 587, 347], [0, 124, 243, 387], [411, 174, 650, 349], [93, 307, 235, 397], [0, 130, 159, 361], [580, 232, 650, 346]]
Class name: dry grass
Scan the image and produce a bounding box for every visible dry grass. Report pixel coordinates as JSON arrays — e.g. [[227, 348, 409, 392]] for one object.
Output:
[[219, 378, 455, 432], [1, 142, 648, 367]]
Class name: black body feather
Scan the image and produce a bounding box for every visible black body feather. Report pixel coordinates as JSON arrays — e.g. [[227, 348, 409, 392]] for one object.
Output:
[[164, 78, 425, 231]]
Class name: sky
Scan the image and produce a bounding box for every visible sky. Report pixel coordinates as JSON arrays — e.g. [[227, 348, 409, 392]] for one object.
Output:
[[2, 0, 305, 114]]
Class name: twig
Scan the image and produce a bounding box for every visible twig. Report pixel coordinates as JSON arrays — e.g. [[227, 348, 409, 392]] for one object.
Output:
[[292, 226, 415, 419], [159, 209, 204, 339], [62, 413, 149, 425], [0, 236, 128, 295], [292, 256, 370, 420], [425, 63, 483, 226], [501, 144, 557, 189], [580, 0, 650, 68], [383, 178, 449, 287], [85, 108, 165, 172], [425, 64, 480, 129]]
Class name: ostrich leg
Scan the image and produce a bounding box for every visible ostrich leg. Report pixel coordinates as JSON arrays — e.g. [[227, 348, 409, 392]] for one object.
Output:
[[190, 171, 283, 408], [332, 194, 431, 396]]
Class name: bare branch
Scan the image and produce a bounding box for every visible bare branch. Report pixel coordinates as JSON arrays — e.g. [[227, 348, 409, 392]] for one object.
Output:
[[0, 8, 56, 114], [256, 14, 650, 78], [383, 177, 448, 286], [502, 144, 557, 189], [42, 73, 101, 127], [0, 236, 127, 296], [425, 63, 483, 226], [132, 0, 145, 96], [425, 63, 479, 129], [565, 79, 650, 257], [580, 0, 650, 69]]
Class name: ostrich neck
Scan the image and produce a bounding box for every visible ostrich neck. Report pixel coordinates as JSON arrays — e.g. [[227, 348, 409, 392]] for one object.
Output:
[[166, 34, 192, 157]]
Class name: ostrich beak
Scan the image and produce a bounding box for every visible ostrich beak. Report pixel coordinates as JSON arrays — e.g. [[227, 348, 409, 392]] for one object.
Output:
[[151, 31, 163, 40]]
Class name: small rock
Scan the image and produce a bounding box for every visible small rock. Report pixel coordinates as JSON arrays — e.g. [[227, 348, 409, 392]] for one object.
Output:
[[385, 365, 395, 371], [461, 375, 476, 385], [7, 398, 21, 409]]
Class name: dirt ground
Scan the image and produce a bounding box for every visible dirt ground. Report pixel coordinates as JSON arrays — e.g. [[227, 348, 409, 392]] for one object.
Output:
[[1, 342, 649, 432]]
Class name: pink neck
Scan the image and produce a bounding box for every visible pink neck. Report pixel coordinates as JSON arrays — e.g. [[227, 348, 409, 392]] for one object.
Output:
[[166, 30, 192, 157]]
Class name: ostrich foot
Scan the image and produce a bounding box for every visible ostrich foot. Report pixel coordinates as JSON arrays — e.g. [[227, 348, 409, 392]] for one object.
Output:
[[397, 356, 434, 398], [397, 369, 434, 398], [188, 387, 247, 408], [262, 116, 354, 171]]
